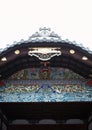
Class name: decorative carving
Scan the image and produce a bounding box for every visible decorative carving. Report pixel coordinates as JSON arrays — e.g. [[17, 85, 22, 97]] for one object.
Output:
[[28, 47, 61, 61]]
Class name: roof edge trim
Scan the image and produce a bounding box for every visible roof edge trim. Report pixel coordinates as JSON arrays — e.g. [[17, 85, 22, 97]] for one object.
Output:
[[0, 27, 92, 54]]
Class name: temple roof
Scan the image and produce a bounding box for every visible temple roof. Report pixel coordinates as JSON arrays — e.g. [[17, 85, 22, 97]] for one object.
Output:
[[0, 28, 92, 79]]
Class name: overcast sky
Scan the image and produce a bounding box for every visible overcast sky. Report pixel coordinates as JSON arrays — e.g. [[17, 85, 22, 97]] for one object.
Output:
[[0, 0, 92, 50]]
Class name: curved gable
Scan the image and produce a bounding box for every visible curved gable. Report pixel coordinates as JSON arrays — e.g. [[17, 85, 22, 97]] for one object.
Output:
[[0, 28, 92, 79]]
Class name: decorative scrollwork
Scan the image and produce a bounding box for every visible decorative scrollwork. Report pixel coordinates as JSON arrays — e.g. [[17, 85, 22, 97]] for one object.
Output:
[[28, 47, 61, 61]]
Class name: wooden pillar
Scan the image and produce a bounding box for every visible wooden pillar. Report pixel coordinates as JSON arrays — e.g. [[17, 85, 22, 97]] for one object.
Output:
[[0, 109, 8, 130], [88, 113, 92, 130]]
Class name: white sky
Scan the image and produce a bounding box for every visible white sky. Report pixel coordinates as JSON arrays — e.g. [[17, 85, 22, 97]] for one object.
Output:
[[0, 0, 92, 50]]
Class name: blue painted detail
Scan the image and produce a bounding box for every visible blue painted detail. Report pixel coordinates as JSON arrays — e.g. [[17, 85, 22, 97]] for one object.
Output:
[[35, 84, 56, 93]]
